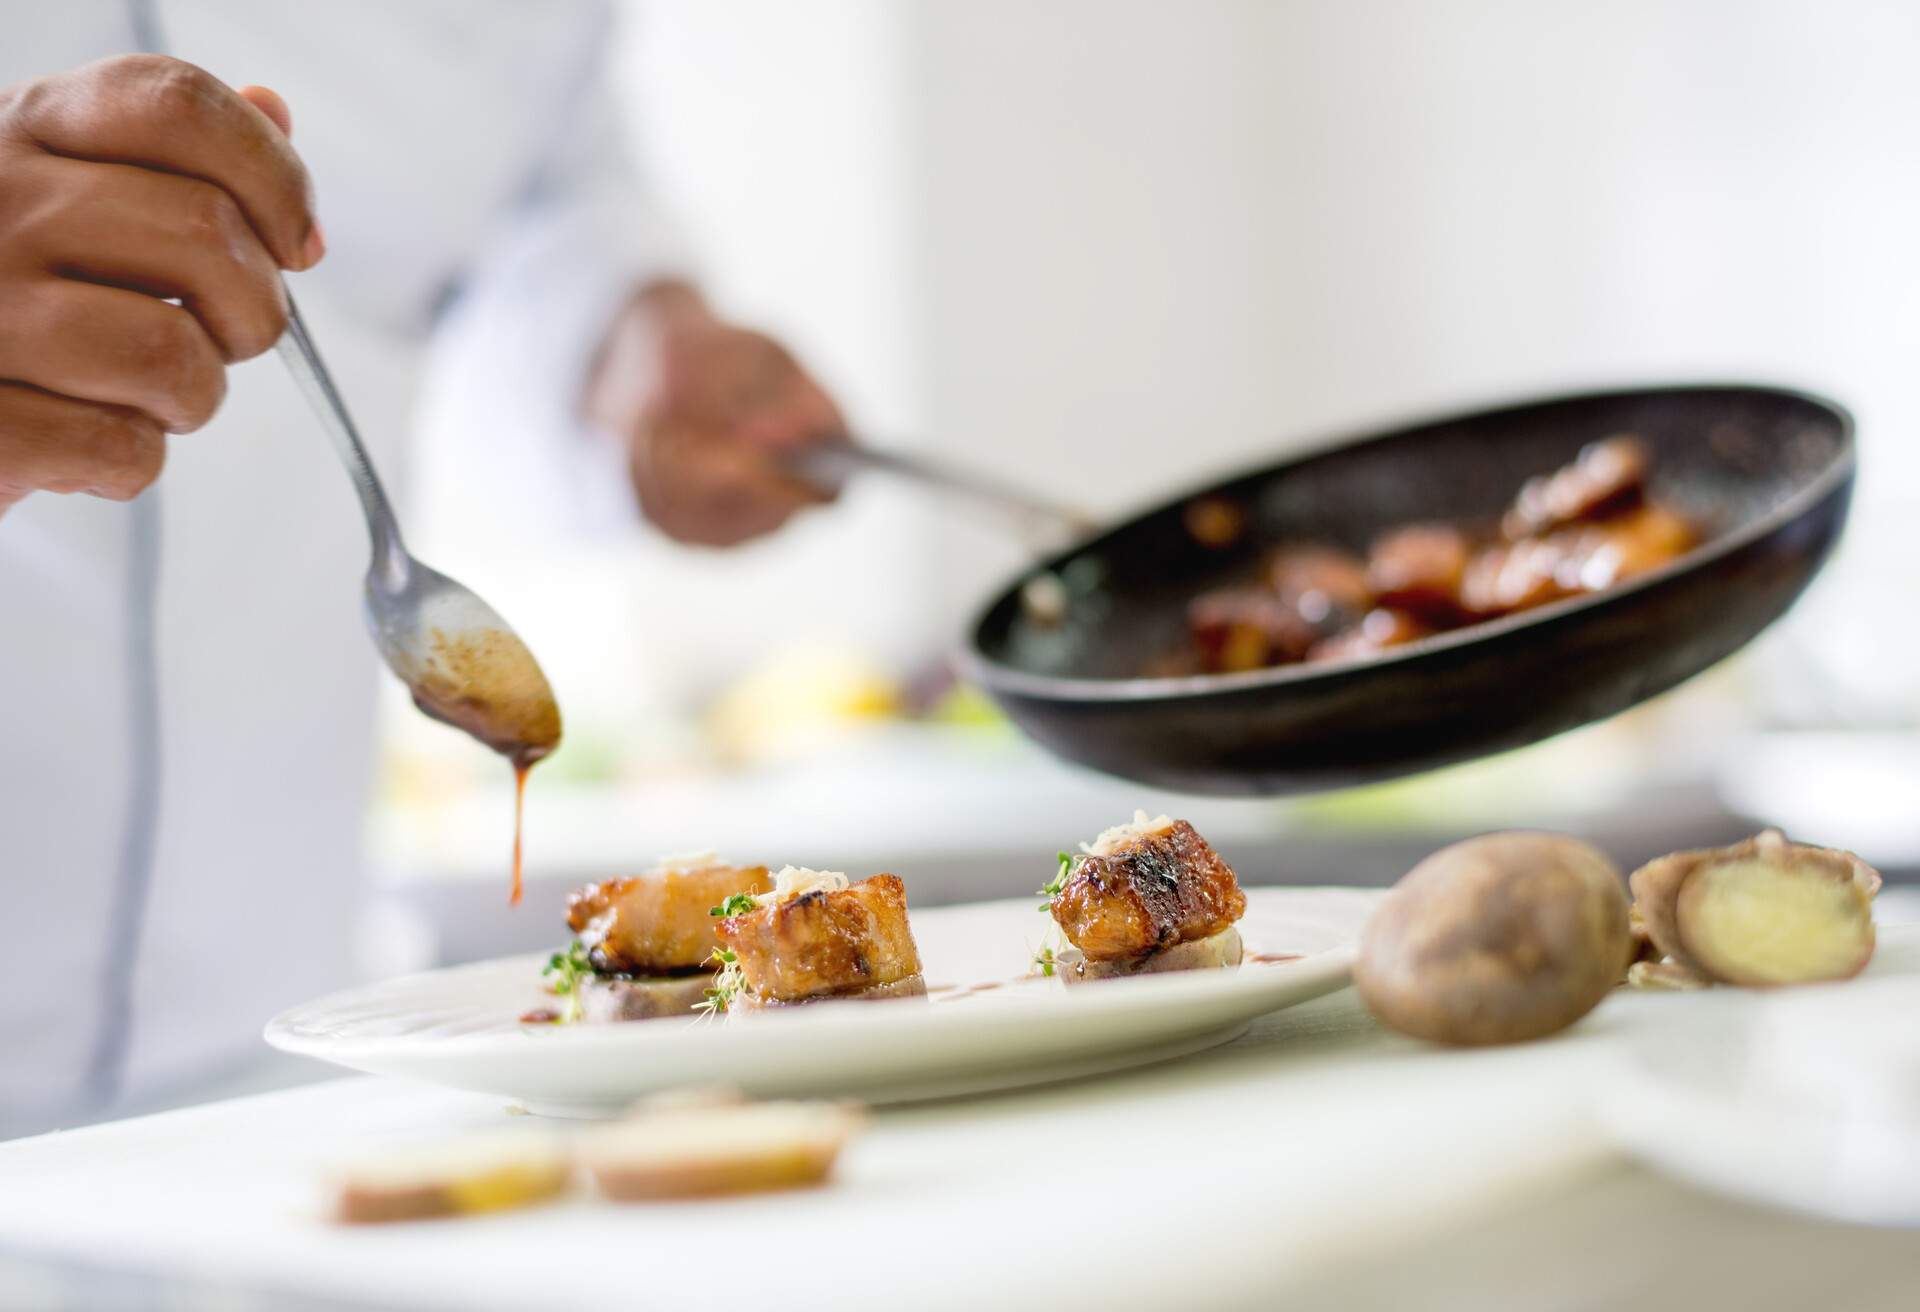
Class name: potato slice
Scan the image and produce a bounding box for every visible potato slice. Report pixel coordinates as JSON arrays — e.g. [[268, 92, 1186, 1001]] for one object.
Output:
[[576, 973, 716, 1023], [581, 1101, 864, 1201], [1630, 830, 1881, 986], [1056, 925, 1243, 985], [1676, 856, 1876, 986], [331, 1132, 571, 1224], [730, 974, 928, 1010]]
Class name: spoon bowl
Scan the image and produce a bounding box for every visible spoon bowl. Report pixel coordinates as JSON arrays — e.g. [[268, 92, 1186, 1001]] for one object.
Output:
[[366, 557, 562, 767], [276, 292, 562, 770]]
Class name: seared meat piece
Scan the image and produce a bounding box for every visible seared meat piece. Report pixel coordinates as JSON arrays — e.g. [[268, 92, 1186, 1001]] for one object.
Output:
[[1502, 435, 1649, 540], [717, 872, 923, 1004], [1306, 607, 1433, 663], [568, 859, 771, 975], [1462, 502, 1696, 616], [1169, 436, 1693, 677], [1460, 536, 1582, 616], [1189, 587, 1319, 672], [1183, 496, 1247, 549], [1050, 817, 1247, 963], [1365, 524, 1471, 622], [1572, 503, 1695, 586], [1266, 545, 1374, 627]]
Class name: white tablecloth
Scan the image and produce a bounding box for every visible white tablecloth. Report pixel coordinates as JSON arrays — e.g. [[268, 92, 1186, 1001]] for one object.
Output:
[[4, 924, 1915, 1311]]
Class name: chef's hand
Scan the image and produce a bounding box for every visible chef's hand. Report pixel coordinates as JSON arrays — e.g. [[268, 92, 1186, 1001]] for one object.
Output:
[[0, 55, 319, 518], [585, 282, 842, 547]]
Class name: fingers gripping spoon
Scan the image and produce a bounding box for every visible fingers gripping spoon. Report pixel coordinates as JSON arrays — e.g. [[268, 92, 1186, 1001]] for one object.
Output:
[[276, 292, 561, 903]]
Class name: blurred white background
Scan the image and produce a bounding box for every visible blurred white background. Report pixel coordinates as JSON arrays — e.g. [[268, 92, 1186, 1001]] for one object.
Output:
[[377, 0, 1920, 952]]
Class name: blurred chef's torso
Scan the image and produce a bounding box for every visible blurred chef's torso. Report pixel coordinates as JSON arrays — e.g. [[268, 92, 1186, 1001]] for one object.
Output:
[[0, 0, 678, 1132]]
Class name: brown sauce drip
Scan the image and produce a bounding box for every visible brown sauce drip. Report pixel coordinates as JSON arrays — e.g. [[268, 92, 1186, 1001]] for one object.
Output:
[[1246, 952, 1304, 965], [511, 762, 529, 907], [405, 626, 561, 906], [929, 976, 1042, 1002], [519, 1007, 560, 1024]]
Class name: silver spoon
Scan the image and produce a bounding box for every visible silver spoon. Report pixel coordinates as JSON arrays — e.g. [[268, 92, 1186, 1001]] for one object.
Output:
[[275, 291, 562, 772]]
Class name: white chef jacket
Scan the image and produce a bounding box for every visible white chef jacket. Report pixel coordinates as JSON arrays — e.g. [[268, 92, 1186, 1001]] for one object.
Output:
[[0, 0, 683, 1132]]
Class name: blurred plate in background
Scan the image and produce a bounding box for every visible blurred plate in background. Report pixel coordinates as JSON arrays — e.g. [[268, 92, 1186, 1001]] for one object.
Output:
[[1603, 925, 1920, 1225], [1716, 730, 1920, 870]]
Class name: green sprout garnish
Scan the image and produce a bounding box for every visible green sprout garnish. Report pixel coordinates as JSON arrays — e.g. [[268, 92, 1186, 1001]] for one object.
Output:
[[1037, 851, 1076, 909], [708, 893, 759, 919], [1032, 946, 1057, 978], [693, 946, 744, 1017], [542, 941, 593, 1024]]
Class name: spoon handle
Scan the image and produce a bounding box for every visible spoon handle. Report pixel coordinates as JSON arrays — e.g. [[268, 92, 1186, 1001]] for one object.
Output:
[[275, 289, 408, 580]]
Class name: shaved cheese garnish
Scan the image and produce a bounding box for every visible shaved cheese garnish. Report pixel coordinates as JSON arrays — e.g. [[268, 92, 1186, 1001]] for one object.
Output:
[[765, 867, 851, 903], [1082, 811, 1176, 856], [652, 850, 724, 874]]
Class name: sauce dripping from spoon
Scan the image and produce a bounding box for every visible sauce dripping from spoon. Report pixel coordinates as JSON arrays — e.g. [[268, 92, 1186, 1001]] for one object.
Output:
[[510, 762, 530, 906], [405, 626, 563, 905]]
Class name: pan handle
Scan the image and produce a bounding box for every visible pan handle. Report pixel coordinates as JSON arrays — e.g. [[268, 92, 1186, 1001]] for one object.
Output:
[[785, 439, 1098, 551]]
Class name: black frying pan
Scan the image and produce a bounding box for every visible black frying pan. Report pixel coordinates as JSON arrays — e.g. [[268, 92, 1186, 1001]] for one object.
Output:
[[958, 383, 1854, 796]]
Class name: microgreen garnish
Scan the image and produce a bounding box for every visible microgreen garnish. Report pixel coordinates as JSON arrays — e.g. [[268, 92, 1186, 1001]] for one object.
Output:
[[694, 946, 744, 1017], [1032, 946, 1057, 978], [541, 941, 592, 1024], [709, 893, 759, 918], [1037, 851, 1076, 909]]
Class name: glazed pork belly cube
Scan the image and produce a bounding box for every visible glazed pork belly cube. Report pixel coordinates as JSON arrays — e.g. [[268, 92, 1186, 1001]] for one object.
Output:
[[1570, 503, 1695, 585], [567, 857, 772, 975], [1462, 502, 1696, 617], [1187, 586, 1320, 673], [716, 871, 925, 1006], [1050, 815, 1247, 969], [1365, 524, 1472, 623], [1460, 536, 1584, 617], [1501, 435, 1650, 540], [1266, 544, 1374, 627], [1305, 607, 1433, 664]]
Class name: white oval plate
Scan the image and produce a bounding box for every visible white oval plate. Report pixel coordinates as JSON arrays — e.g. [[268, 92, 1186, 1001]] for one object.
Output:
[[267, 888, 1375, 1112]]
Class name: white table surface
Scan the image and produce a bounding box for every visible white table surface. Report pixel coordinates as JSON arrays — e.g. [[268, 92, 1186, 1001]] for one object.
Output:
[[4, 922, 1917, 1312]]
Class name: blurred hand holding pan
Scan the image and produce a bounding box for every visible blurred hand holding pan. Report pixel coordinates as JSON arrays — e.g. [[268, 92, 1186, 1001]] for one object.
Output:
[[960, 384, 1853, 795]]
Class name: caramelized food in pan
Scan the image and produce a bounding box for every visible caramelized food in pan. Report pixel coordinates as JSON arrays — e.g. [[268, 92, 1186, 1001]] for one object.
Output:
[[1178, 435, 1696, 674], [1365, 524, 1474, 624], [1188, 586, 1322, 673], [1039, 813, 1248, 984], [710, 868, 926, 1011], [1502, 435, 1649, 539]]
